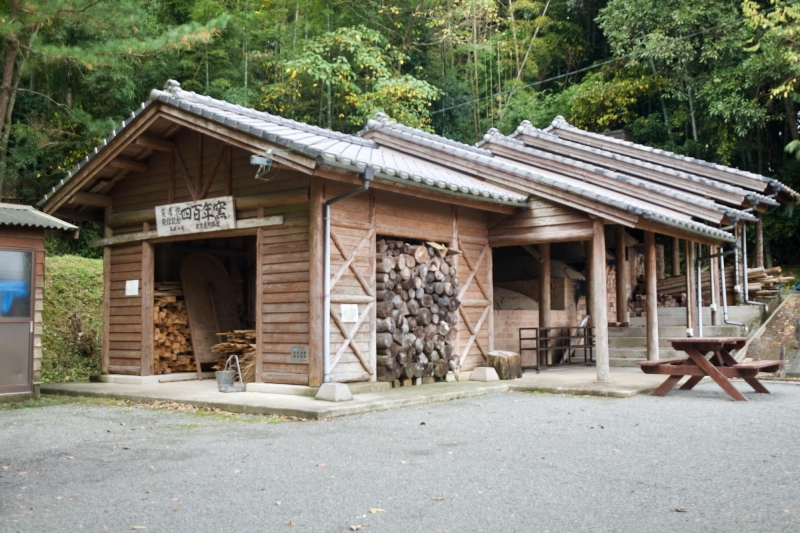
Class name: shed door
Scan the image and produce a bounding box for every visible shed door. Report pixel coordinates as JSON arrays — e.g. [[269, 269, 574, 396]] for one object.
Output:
[[0, 249, 33, 394]]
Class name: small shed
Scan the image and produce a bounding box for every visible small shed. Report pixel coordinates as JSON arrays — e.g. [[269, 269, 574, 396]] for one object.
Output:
[[0, 203, 76, 398]]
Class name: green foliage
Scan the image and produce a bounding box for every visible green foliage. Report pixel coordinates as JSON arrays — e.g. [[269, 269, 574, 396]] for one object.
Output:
[[260, 25, 439, 131], [41, 255, 104, 383], [0, 0, 799, 264]]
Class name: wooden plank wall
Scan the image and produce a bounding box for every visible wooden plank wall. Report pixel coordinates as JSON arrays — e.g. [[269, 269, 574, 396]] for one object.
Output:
[[327, 183, 375, 383], [107, 243, 143, 375], [489, 197, 593, 246], [260, 195, 312, 385], [102, 128, 315, 379], [456, 208, 493, 370], [0, 227, 45, 386]]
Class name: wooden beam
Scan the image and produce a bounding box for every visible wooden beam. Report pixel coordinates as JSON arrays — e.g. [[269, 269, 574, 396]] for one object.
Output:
[[198, 141, 227, 200], [644, 231, 659, 361], [68, 192, 111, 208], [109, 157, 149, 173], [584, 239, 593, 316], [685, 240, 697, 336], [615, 225, 628, 324], [135, 135, 175, 152], [539, 243, 551, 366], [106, 189, 309, 229], [590, 218, 609, 382], [522, 244, 543, 263], [89, 215, 284, 247]]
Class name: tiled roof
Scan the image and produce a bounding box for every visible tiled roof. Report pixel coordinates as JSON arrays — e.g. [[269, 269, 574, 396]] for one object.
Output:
[[546, 116, 798, 200], [39, 81, 527, 208], [0, 203, 76, 231], [515, 121, 779, 208], [481, 128, 756, 223], [362, 114, 736, 242]]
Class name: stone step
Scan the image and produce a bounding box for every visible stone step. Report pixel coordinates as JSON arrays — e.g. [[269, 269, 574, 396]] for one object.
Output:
[[610, 357, 641, 367], [609, 347, 685, 359], [653, 305, 762, 317], [608, 325, 742, 337], [609, 337, 684, 348]]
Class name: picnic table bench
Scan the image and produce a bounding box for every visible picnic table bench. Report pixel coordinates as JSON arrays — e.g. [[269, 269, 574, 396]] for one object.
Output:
[[636, 337, 781, 401]]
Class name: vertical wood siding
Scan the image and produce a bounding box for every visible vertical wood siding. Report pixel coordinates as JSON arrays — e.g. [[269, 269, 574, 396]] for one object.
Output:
[[107, 243, 144, 375]]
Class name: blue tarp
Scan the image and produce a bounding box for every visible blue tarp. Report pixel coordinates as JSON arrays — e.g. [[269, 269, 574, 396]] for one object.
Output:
[[0, 280, 30, 314]]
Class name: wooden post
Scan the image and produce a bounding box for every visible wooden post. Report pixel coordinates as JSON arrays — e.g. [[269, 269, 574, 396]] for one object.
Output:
[[755, 213, 764, 268], [615, 226, 627, 324], [685, 240, 697, 336], [734, 225, 744, 305], [254, 226, 264, 382], [591, 219, 609, 382], [672, 238, 681, 277], [101, 206, 112, 375], [539, 243, 551, 366], [584, 239, 593, 318], [308, 179, 325, 387], [655, 244, 665, 280], [644, 231, 659, 361], [141, 241, 154, 376], [710, 245, 720, 326]]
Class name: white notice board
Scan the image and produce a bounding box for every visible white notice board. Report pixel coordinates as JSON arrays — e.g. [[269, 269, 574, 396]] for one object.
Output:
[[155, 196, 236, 237]]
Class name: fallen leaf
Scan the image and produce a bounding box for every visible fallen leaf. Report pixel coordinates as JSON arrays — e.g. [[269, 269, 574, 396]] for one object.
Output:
[[122, 447, 130, 450], [234, 470, 241, 474], [399, 461, 407, 465], [1, 465, 8, 471], [289, 520, 295, 526], [56, 496, 62, 500], [419, 422, 426, 426], [369, 508, 385, 514], [598, 425, 605, 429], [317, 463, 326, 467], [17, 471, 28, 476], [675, 508, 687, 513], [349, 526, 361, 531], [614, 449, 621, 453], [132, 527, 147, 531], [540, 456, 545, 460], [149, 466, 154, 470], [432, 496, 444, 501], [64, 456, 74, 460], [784, 510, 790, 514], [173, 508, 180, 512]]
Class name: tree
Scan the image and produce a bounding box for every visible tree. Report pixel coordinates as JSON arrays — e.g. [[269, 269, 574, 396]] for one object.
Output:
[[0, 0, 227, 198]]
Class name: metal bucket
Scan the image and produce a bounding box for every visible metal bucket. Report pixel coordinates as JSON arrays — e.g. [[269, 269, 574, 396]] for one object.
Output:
[[215, 355, 246, 393]]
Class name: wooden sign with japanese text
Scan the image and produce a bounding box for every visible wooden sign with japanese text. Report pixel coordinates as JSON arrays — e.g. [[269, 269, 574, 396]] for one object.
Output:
[[155, 196, 236, 237]]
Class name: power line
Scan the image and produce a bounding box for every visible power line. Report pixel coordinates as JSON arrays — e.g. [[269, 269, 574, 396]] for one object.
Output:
[[432, 0, 798, 116]]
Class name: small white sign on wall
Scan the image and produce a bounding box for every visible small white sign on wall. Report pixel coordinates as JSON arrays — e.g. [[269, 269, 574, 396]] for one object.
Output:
[[125, 279, 139, 296], [340, 304, 359, 323]]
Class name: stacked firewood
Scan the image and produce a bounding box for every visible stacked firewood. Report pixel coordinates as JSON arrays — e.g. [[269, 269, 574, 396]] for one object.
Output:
[[375, 239, 460, 383], [153, 283, 194, 374], [212, 330, 257, 383], [655, 266, 792, 305]]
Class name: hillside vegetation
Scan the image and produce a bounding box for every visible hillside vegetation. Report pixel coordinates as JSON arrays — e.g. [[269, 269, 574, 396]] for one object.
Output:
[[42, 255, 103, 382]]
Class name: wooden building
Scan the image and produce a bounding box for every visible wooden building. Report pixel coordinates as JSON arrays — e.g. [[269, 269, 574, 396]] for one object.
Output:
[[0, 204, 76, 398], [38, 81, 796, 388]]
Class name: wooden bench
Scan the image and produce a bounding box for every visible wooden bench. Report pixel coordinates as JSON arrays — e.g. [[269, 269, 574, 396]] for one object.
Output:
[[636, 337, 782, 401]]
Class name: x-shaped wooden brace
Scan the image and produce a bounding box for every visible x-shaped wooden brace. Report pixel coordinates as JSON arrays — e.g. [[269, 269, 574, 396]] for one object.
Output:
[[328, 226, 375, 375], [457, 238, 491, 365], [330, 301, 374, 375], [330, 228, 375, 298]]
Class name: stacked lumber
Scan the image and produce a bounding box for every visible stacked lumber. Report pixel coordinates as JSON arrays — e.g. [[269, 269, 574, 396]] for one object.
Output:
[[153, 283, 194, 374], [375, 239, 460, 384], [212, 330, 256, 383], [655, 266, 790, 304]]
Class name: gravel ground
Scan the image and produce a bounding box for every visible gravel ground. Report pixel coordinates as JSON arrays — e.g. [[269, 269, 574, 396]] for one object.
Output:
[[2, 382, 799, 533]]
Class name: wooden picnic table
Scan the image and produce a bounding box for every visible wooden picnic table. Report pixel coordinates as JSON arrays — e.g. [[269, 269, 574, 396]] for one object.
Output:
[[636, 337, 781, 401]]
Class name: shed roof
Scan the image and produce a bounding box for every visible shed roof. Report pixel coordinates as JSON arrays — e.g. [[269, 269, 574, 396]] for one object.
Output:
[[360, 113, 737, 242], [0, 203, 76, 231], [39, 81, 527, 210]]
